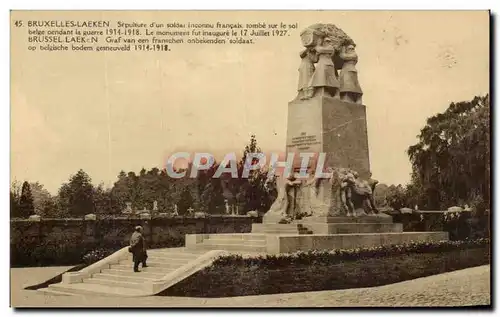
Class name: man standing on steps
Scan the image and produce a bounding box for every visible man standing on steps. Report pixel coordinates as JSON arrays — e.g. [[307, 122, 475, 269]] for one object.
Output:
[[129, 225, 148, 272]]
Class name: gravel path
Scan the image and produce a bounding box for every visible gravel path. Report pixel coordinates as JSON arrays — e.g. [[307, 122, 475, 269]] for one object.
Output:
[[11, 265, 490, 307]]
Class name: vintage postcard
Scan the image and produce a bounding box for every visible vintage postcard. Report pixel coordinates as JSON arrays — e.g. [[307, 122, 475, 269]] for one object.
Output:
[[10, 10, 490, 308]]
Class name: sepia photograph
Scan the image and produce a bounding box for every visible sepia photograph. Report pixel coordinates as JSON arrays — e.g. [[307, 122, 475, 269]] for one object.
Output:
[[9, 9, 491, 308]]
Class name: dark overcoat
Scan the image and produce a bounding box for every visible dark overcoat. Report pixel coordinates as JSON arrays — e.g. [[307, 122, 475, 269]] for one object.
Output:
[[129, 231, 147, 262]]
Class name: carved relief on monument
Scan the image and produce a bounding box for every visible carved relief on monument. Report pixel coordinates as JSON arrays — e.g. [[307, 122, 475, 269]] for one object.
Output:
[[265, 166, 380, 223], [296, 23, 363, 103]]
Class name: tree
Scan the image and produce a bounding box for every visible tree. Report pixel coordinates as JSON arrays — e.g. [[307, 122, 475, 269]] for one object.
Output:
[[57, 169, 94, 217], [384, 184, 408, 211], [137, 168, 161, 210], [234, 134, 277, 213], [110, 170, 129, 212], [372, 183, 389, 208], [158, 169, 173, 212], [29, 182, 54, 217], [198, 162, 225, 214], [18, 181, 35, 218], [200, 180, 225, 214], [407, 95, 490, 210], [10, 180, 21, 219], [93, 183, 115, 214], [241, 134, 262, 166], [177, 187, 194, 215]]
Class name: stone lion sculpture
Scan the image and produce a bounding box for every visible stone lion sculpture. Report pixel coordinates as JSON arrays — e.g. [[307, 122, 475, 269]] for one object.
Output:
[[339, 169, 378, 217]]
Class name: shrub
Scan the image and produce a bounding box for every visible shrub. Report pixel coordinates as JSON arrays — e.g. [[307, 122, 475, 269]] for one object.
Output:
[[82, 248, 116, 265], [212, 238, 490, 269], [444, 211, 490, 240], [162, 238, 490, 298]]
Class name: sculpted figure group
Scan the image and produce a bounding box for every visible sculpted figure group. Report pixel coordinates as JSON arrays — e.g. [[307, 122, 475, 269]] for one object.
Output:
[[297, 23, 363, 104], [267, 166, 380, 223], [338, 169, 379, 217]]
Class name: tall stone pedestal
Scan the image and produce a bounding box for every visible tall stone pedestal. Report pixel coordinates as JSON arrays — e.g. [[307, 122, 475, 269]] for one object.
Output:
[[287, 94, 370, 179]]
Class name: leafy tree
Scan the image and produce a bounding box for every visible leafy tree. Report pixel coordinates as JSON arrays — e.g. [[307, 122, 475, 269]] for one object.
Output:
[[384, 184, 408, 211], [407, 95, 490, 210], [198, 162, 225, 214], [372, 183, 389, 207], [57, 169, 94, 217], [234, 134, 277, 213], [10, 180, 22, 219], [137, 167, 161, 210], [110, 170, 129, 212], [93, 183, 115, 214], [30, 182, 54, 217], [177, 187, 194, 215], [158, 169, 173, 212], [18, 181, 35, 218], [200, 180, 225, 214], [241, 134, 262, 167]]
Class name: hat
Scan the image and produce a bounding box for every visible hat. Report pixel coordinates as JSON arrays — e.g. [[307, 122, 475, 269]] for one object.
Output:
[[135, 225, 143, 231]]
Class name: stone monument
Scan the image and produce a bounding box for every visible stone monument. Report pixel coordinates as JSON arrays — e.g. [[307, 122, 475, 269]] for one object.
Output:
[[264, 23, 377, 224], [184, 23, 449, 254], [290, 23, 369, 177]]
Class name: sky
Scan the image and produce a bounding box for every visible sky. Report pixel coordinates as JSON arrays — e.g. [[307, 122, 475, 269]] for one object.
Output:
[[10, 11, 489, 194]]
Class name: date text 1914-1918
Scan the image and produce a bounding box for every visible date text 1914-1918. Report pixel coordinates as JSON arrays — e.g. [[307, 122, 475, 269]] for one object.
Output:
[[134, 44, 170, 52]]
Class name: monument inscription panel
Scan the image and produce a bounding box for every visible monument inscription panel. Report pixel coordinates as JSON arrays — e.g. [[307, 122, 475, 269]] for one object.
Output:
[[287, 132, 321, 151]]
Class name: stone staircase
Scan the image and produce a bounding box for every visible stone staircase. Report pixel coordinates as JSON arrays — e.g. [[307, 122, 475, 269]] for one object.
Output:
[[185, 215, 449, 254], [36, 214, 449, 297], [37, 248, 226, 297], [190, 234, 268, 253], [252, 223, 313, 234]]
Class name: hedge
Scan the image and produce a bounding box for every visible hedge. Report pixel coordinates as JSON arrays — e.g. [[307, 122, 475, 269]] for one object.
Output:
[[160, 238, 490, 298], [10, 237, 185, 267], [212, 238, 490, 268]]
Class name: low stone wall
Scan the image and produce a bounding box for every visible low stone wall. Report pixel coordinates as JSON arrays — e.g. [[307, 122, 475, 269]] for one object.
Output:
[[10, 216, 262, 267], [11, 215, 262, 246]]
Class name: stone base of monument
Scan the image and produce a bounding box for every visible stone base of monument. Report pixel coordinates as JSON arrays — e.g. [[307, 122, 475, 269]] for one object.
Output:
[[185, 214, 449, 254]]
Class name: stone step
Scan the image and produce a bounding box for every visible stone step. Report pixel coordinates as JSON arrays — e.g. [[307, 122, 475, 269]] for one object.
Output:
[[149, 247, 208, 254], [298, 222, 403, 235], [37, 287, 80, 296], [205, 234, 267, 241], [48, 282, 148, 297], [203, 238, 266, 246], [110, 263, 176, 273], [195, 243, 267, 252], [253, 223, 302, 229], [254, 227, 299, 232], [93, 272, 158, 283], [252, 223, 312, 234], [84, 277, 143, 289], [268, 231, 449, 253], [297, 215, 393, 224], [140, 252, 201, 260], [261, 229, 311, 233], [119, 257, 191, 266], [101, 268, 166, 279]]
